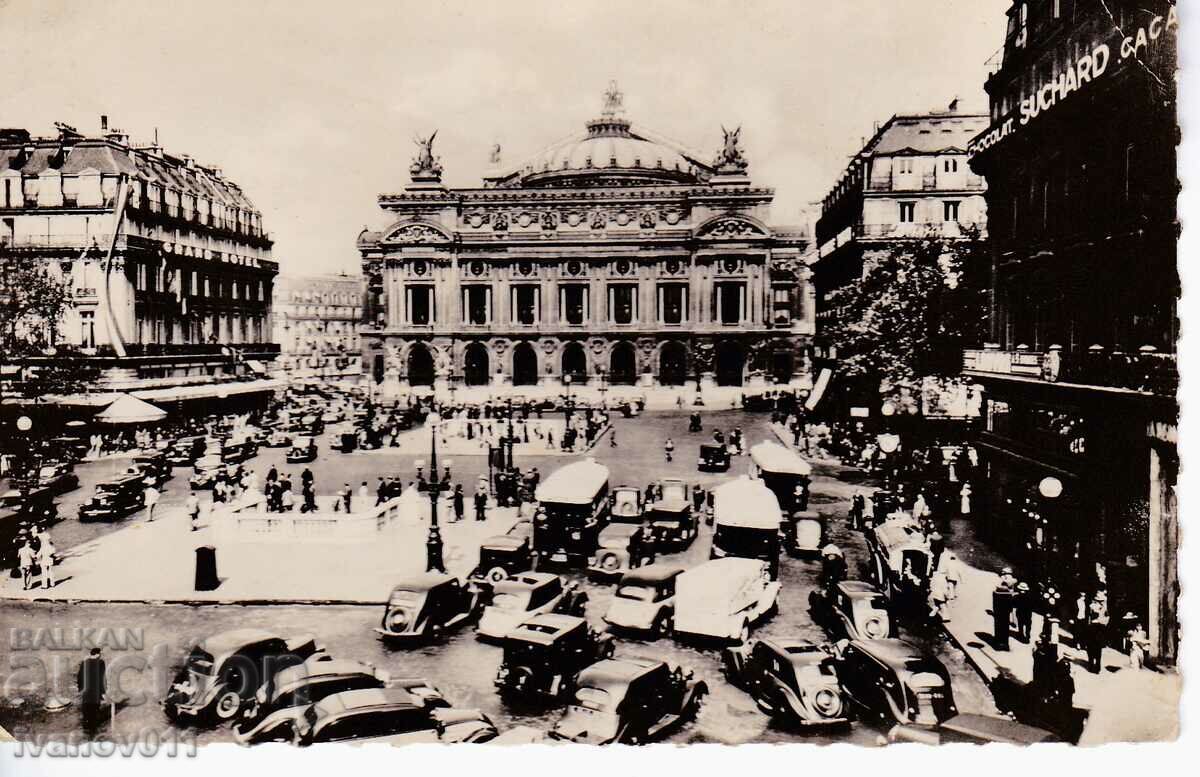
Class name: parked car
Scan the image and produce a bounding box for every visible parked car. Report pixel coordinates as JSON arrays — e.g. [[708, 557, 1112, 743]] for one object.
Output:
[[867, 515, 933, 604], [496, 614, 614, 701], [78, 473, 145, 522], [265, 431, 293, 449], [375, 573, 480, 642], [836, 639, 957, 728], [167, 436, 207, 466], [233, 657, 393, 744], [549, 658, 706, 744], [886, 713, 1060, 745], [673, 557, 780, 644], [809, 580, 895, 641], [476, 572, 588, 641], [587, 523, 654, 580], [608, 485, 645, 523], [35, 462, 79, 495], [163, 629, 324, 724], [645, 478, 698, 549], [468, 519, 534, 592], [721, 638, 849, 727], [602, 564, 683, 637], [222, 437, 258, 464], [290, 687, 497, 745], [189, 455, 224, 489], [131, 451, 172, 486], [285, 436, 318, 464], [697, 442, 731, 473]]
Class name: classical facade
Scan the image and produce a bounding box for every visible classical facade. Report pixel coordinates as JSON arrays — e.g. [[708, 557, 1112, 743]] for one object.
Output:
[[272, 273, 363, 380], [1, 118, 279, 400], [965, 1, 1178, 660], [357, 86, 812, 394]]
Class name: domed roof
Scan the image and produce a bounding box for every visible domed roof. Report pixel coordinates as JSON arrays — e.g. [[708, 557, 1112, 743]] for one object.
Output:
[[486, 83, 713, 189]]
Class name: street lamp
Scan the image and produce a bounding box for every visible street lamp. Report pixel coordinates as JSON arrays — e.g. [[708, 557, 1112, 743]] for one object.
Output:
[[563, 375, 574, 423], [424, 417, 450, 573]]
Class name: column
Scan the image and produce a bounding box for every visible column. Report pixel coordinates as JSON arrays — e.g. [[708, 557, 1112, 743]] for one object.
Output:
[[657, 285, 665, 325]]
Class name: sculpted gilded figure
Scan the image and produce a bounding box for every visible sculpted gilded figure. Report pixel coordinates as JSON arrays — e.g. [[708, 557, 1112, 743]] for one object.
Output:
[[411, 131, 443, 177], [715, 125, 748, 172]]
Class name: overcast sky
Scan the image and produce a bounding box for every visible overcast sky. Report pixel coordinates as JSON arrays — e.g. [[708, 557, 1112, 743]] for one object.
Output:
[[0, 0, 1008, 276]]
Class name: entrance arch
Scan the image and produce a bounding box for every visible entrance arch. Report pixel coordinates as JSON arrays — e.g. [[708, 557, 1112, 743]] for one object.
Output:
[[714, 340, 745, 386], [407, 343, 435, 386], [512, 342, 538, 386], [562, 341, 587, 384], [464, 343, 490, 386], [610, 341, 637, 385], [659, 341, 687, 386]]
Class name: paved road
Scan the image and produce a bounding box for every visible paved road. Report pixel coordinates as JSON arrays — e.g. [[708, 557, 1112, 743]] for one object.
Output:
[[0, 408, 998, 745]]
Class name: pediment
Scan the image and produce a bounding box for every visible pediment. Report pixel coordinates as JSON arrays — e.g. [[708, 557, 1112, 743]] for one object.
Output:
[[381, 221, 452, 245], [696, 216, 768, 239]]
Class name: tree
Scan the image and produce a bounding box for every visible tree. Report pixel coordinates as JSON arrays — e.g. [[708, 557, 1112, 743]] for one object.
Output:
[[0, 257, 73, 356], [823, 229, 989, 391]]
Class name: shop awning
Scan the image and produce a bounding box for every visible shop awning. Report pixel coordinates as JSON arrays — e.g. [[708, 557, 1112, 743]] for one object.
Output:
[[131, 378, 286, 404], [805, 367, 832, 411], [94, 394, 168, 425]]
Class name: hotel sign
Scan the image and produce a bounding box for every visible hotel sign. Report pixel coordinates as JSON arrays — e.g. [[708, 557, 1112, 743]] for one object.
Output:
[[969, 8, 1178, 158]]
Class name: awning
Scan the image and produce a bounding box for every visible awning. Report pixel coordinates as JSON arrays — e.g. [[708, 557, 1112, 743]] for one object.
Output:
[[131, 378, 286, 404], [805, 367, 832, 411], [94, 394, 168, 425]]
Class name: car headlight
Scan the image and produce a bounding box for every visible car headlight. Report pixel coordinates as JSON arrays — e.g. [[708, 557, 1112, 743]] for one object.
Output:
[[813, 687, 841, 716], [571, 531, 582, 540], [864, 617, 886, 639], [387, 610, 410, 632]]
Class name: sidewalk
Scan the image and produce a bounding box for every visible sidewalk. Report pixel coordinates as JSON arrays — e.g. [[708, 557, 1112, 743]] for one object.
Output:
[[0, 502, 523, 605]]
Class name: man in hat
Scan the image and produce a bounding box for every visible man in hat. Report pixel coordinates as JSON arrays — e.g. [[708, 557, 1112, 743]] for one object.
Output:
[[143, 482, 161, 522], [17, 537, 36, 590], [998, 567, 1018, 590], [77, 647, 108, 737], [1014, 581, 1035, 642]]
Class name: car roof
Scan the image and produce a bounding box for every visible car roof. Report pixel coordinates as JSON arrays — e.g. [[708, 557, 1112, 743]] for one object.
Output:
[[939, 713, 1060, 743], [838, 580, 884, 598], [577, 657, 663, 689], [481, 535, 526, 551], [699, 443, 727, 453], [312, 687, 425, 719], [389, 573, 455, 592], [619, 563, 684, 584], [749, 440, 813, 475], [536, 459, 609, 504], [711, 477, 782, 528], [105, 473, 145, 485], [507, 614, 586, 645], [602, 523, 643, 538], [848, 638, 930, 665], [274, 659, 376, 689], [200, 628, 281, 656], [494, 572, 559, 593]]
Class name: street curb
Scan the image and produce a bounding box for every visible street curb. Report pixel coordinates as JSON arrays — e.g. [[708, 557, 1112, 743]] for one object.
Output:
[[938, 619, 1004, 685], [2, 596, 387, 607]]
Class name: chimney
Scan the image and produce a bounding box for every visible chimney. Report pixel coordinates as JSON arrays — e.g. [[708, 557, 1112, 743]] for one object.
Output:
[[101, 115, 108, 131]]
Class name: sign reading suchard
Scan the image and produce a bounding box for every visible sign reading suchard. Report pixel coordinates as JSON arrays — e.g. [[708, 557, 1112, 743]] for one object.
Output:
[[969, 8, 1178, 157]]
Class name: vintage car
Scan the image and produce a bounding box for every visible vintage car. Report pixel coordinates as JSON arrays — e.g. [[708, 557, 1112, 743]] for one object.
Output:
[[868, 515, 933, 604], [886, 713, 1060, 745], [721, 638, 849, 727], [710, 476, 783, 580], [697, 442, 731, 473], [222, 436, 258, 464], [131, 451, 172, 486], [468, 519, 534, 591], [375, 574, 480, 642], [476, 572, 588, 641], [285, 435, 318, 464], [163, 629, 324, 724], [789, 510, 826, 556], [587, 523, 654, 580], [674, 557, 780, 645], [836, 638, 957, 728], [290, 687, 498, 745], [645, 478, 698, 549], [265, 430, 293, 449], [602, 564, 683, 637], [233, 657, 393, 744], [78, 473, 145, 522], [809, 580, 895, 641], [167, 436, 207, 466], [608, 485, 644, 523], [496, 614, 615, 701], [34, 463, 79, 495], [533, 458, 611, 567], [549, 658, 707, 745], [748, 440, 812, 514], [335, 430, 358, 453], [189, 455, 225, 489]]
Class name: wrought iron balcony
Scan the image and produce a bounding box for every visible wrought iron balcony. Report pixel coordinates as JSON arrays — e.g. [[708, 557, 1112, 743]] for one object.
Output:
[[963, 346, 1177, 397]]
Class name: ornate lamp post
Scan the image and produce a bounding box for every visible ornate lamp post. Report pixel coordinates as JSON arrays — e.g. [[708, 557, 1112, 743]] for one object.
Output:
[[424, 416, 450, 573], [597, 368, 608, 408], [563, 374, 574, 423]]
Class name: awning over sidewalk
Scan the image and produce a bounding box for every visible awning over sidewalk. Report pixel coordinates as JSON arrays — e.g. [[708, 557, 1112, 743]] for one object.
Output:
[[805, 367, 832, 411], [131, 378, 286, 404], [95, 394, 168, 424]]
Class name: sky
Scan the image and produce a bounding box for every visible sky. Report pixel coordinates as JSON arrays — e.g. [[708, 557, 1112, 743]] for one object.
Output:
[[0, 0, 1009, 276]]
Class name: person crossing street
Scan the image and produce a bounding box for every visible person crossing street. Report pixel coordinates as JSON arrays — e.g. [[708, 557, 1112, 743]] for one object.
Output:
[[664, 437, 674, 462]]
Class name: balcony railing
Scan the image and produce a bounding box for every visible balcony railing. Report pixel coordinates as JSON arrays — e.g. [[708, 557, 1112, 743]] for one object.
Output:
[[963, 347, 1177, 397], [854, 221, 971, 239]]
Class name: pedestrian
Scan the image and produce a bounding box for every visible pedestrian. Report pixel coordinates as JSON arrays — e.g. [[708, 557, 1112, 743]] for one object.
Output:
[[17, 539, 35, 590], [267, 465, 279, 485], [928, 531, 945, 571], [342, 483, 352, 514], [942, 552, 961, 600], [610, 427, 617, 447], [452, 484, 465, 522], [998, 566, 1018, 590], [77, 647, 108, 737], [474, 484, 488, 521], [1126, 615, 1150, 669], [376, 477, 387, 506], [281, 486, 295, 512], [1085, 596, 1107, 673], [664, 437, 674, 462], [960, 482, 973, 517], [143, 482, 160, 521], [850, 492, 865, 530], [1014, 582, 1034, 641], [37, 534, 56, 589], [928, 569, 949, 620], [358, 481, 370, 507], [186, 492, 202, 531]]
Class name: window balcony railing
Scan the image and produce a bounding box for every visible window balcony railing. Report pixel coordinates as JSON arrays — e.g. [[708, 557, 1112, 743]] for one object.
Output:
[[854, 221, 971, 239], [963, 346, 1177, 397]]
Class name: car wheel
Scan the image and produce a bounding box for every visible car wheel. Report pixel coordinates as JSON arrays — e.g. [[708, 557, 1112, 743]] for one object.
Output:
[[652, 613, 673, 638], [737, 622, 750, 645], [213, 690, 242, 721], [685, 686, 708, 718], [486, 567, 508, 585]]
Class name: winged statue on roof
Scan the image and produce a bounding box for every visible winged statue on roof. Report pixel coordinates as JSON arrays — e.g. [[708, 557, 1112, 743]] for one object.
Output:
[[715, 125, 748, 172], [410, 131, 443, 178]]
